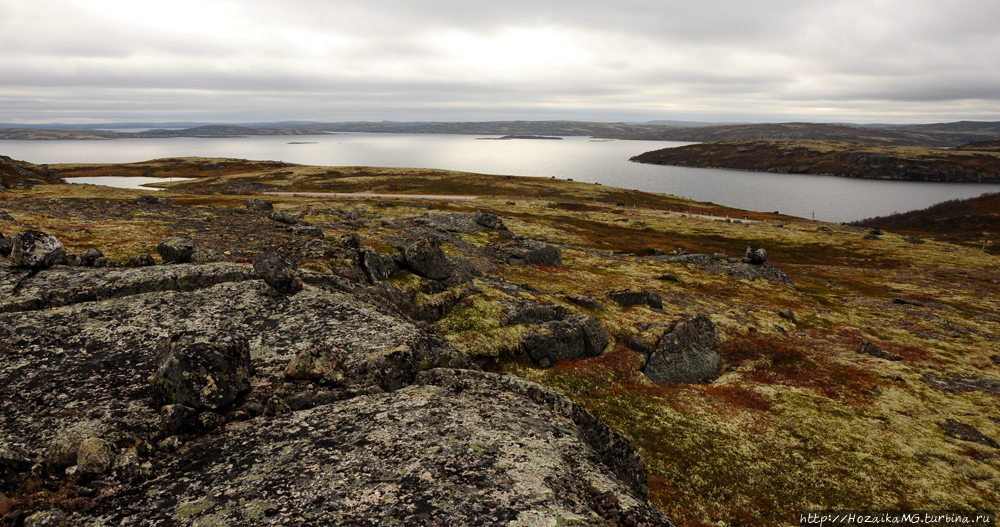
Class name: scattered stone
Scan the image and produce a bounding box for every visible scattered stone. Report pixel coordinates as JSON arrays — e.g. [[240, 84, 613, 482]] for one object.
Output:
[[340, 233, 362, 249], [566, 295, 605, 311], [156, 236, 200, 263], [867, 228, 883, 236], [126, 253, 155, 267], [500, 239, 563, 267], [857, 340, 903, 361], [817, 226, 833, 232], [11, 230, 65, 269], [656, 273, 681, 283], [505, 201, 516, 205], [863, 233, 881, 240], [414, 213, 480, 233], [201, 162, 224, 170], [403, 238, 451, 281], [150, 332, 253, 411], [158, 436, 182, 452], [159, 404, 198, 436], [79, 247, 103, 266], [24, 509, 67, 527], [475, 209, 505, 229], [521, 315, 609, 368], [46, 432, 86, 468], [505, 302, 568, 326], [253, 252, 303, 294], [269, 210, 302, 225], [744, 245, 768, 264], [644, 315, 721, 384], [245, 198, 274, 211], [0, 209, 14, 221], [607, 290, 663, 310], [939, 419, 999, 449], [628, 335, 650, 354], [198, 411, 226, 432], [905, 236, 924, 244], [76, 437, 114, 474], [777, 308, 796, 322], [134, 195, 172, 205]]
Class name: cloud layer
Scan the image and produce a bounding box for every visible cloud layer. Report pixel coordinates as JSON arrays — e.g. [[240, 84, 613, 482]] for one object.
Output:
[[2, 0, 998, 123]]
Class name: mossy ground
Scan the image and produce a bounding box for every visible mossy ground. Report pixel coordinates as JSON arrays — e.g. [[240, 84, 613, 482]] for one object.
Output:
[[3, 159, 999, 526]]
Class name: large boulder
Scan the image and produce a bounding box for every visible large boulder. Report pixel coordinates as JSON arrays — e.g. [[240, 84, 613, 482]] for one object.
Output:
[[269, 210, 301, 225], [403, 238, 451, 280], [514, 239, 562, 266], [361, 247, 400, 281], [81, 247, 104, 266], [522, 315, 609, 368], [10, 230, 65, 269], [156, 236, 199, 263], [150, 333, 253, 411], [76, 437, 114, 474], [644, 315, 721, 384], [253, 252, 303, 294]]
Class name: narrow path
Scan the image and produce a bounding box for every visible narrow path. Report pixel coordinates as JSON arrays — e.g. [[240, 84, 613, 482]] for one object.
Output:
[[263, 191, 479, 200]]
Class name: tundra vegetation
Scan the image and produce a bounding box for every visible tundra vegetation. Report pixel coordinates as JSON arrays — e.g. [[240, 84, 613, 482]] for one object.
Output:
[[1, 156, 998, 526]]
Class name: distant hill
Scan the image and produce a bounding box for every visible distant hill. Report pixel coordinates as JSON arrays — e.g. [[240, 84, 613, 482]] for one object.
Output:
[[629, 139, 1000, 182], [3, 120, 1000, 146]]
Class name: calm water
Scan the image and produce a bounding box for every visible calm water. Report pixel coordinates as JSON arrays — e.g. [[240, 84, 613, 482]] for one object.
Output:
[[64, 176, 195, 190], [4, 133, 999, 222]]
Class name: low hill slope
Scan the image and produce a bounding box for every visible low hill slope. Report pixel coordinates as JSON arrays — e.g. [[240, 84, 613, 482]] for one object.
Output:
[[630, 139, 1000, 182], [0, 155, 64, 189], [853, 191, 1000, 250]]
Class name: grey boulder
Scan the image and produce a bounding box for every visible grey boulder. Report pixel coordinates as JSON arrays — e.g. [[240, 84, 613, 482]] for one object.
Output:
[[522, 315, 609, 368], [246, 198, 274, 211], [253, 252, 303, 294], [745, 245, 768, 264], [643, 315, 721, 384], [11, 230, 65, 269]]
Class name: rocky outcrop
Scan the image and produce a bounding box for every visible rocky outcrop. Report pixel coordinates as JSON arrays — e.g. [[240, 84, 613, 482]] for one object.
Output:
[[500, 239, 563, 267], [744, 245, 768, 264], [0, 259, 670, 526], [401, 237, 480, 286], [269, 210, 302, 225], [521, 315, 610, 368], [504, 302, 568, 326], [644, 315, 721, 384], [475, 209, 506, 230], [857, 340, 902, 361]]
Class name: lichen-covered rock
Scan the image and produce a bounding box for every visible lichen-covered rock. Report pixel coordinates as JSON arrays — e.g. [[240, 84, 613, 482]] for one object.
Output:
[[24, 509, 66, 527], [403, 237, 451, 280], [608, 290, 663, 310], [126, 253, 155, 267], [284, 345, 347, 385], [475, 209, 505, 229], [46, 432, 86, 468], [745, 245, 768, 264], [134, 195, 172, 205], [156, 236, 199, 263], [151, 332, 253, 411], [252, 251, 303, 293], [522, 315, 609, 368], [11, 230, 65, 269], [414, 213, 481, 233], [245, 198, 273, 211], [644, 315, 721, 384], [76, 437, 114, 474], [628, 335, 650, 354], [81, 247, 104, 266], [79, 369, 673, 526], [269, 210, 301, 225], [112, 447, 141, 482]]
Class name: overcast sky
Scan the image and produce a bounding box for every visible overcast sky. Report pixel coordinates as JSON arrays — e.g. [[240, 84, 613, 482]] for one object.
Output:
[[2, 0, 999, 124]]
